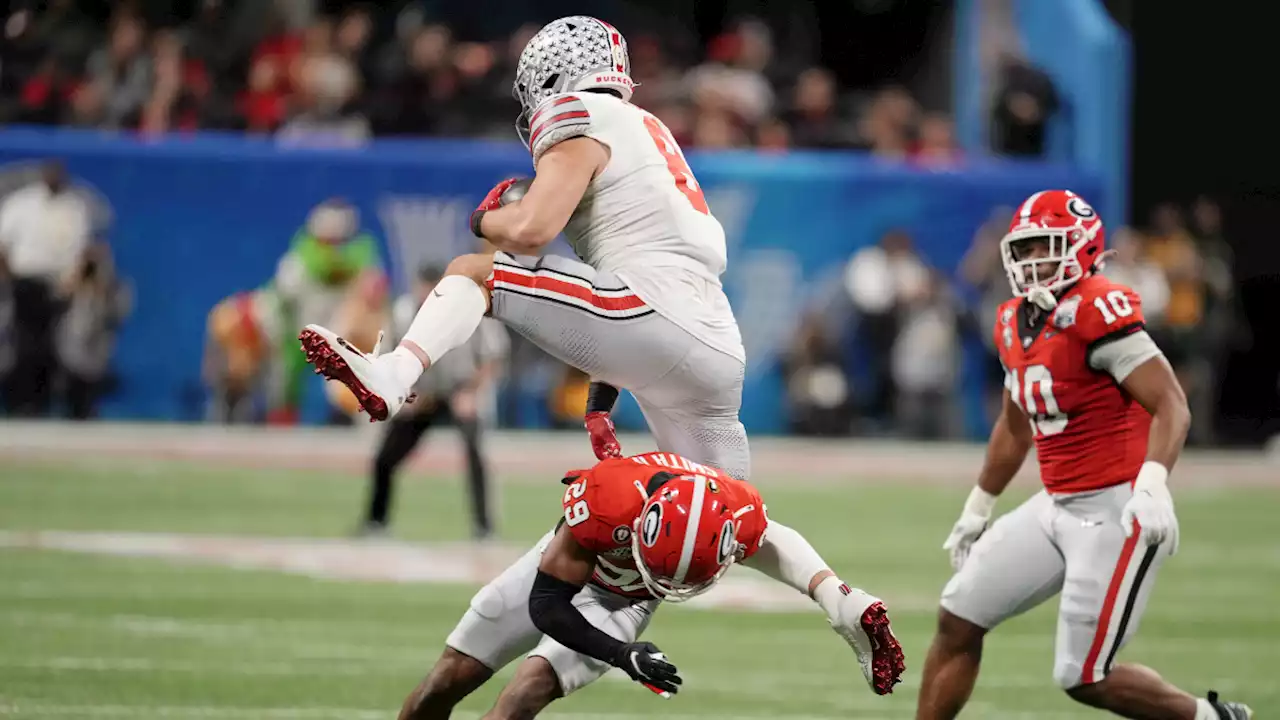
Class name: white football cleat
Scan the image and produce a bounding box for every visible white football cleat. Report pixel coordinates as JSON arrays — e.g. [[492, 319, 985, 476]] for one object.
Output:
[[827, 586, 906, 695], [298, 324, 409, 422]]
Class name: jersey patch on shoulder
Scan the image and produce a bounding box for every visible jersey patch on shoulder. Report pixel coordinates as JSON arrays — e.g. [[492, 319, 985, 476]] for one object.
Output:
[[530, 94, 592, 162], [1051, 294, 1082, 329]]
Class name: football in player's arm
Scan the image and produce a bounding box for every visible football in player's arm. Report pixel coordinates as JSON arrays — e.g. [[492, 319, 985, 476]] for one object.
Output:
[[471, 96, 611, 255]]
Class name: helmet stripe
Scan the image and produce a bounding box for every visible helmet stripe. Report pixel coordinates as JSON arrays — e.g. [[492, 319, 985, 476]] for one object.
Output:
[[672, 475, 707, 584], [595, 19, 626, 72], [1018, 190, 1046, 223]]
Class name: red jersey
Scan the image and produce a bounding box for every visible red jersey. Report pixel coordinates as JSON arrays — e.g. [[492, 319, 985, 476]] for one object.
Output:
[[994, 274, 1158, 493], [559, 452, 768, 599]]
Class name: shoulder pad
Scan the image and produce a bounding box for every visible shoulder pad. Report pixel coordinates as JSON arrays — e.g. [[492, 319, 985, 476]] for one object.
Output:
[[561, 461, 646, 553], [530, 93, 594, 163]]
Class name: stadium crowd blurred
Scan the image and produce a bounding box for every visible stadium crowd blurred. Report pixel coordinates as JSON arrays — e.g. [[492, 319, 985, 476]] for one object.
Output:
[[0, 0, 970, 157], [782, 197, 1241, 445], [0, 1, 1237, 445]]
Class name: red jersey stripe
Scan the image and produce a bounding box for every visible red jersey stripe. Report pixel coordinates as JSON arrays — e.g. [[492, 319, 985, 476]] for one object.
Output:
[[528, 95, 581, 130], [529, 110, 591, 149], [492, 269, 647, 312], [1080, 521, 1141, 684]]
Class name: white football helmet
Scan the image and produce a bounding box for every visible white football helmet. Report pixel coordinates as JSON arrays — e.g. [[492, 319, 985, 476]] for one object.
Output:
[[512, 16, 635, 146]]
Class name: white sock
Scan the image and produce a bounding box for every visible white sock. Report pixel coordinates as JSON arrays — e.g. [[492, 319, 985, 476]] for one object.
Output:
[[383, 275, 487, 388], [813, 575, 849, 619], [741, 521, 830, 596], [1194, 698, 1217, 720]]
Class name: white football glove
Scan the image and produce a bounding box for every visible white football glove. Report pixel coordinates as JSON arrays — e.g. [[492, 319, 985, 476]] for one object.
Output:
[[1120, 462, 1180, 555], [942, 487, 998, 571]]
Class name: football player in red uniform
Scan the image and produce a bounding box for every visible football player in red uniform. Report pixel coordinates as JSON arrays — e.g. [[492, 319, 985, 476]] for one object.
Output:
[[396, 452, 905, 719], [914, 191, 1253, 719]]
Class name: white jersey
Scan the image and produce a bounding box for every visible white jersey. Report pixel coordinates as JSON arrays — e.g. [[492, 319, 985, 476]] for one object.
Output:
[[529, 91, 744, 362]]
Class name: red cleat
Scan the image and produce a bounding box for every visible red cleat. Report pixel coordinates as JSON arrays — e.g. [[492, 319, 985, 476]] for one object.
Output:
[[859, 601, 906, 695], [298, 325, 408, 422], [828, 587, 906, 695]]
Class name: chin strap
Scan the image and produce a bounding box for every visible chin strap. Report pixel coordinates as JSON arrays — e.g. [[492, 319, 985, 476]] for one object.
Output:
[[1094, 249, 1118, 272], [1027, 286, 1058, 311]]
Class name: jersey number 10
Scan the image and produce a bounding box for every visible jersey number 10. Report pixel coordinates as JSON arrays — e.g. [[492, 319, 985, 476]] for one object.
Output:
[[643, 114, 710, 215], [1008, 365, 1068, 437], [1093, 290, 1135, 325]]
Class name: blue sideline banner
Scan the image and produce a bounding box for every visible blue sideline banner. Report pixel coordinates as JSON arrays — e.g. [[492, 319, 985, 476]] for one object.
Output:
[[0, 128, 1099, 436]]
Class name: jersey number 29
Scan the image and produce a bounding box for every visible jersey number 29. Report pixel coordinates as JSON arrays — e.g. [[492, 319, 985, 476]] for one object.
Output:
[[643, 115, 710, 215], [1008, 365, 1067, 437], [563, 477, 590, 527]]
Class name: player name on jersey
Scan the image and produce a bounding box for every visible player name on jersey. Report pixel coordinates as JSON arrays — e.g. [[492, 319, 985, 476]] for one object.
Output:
[[628, 452, 721, 478]]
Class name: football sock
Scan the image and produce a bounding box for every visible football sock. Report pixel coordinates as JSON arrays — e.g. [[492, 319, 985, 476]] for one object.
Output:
[[385, 275, 487, 388], [1194, 699, 1217, 720], [814, 575, 854, 619], [742, 521, 830, 597]]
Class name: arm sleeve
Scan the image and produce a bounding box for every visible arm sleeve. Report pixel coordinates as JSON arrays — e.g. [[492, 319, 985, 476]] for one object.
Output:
[[528, 570, 624, 666], [1088, 330, 1163, 383]]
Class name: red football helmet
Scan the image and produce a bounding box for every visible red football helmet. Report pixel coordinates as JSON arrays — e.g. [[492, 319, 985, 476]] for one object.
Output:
[[631, 473, 742, 602], [1001, 189, 1106, 303]]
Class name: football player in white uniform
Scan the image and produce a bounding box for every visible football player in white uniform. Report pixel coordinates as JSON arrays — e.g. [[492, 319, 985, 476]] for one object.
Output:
[[297, 16, 904, 713]]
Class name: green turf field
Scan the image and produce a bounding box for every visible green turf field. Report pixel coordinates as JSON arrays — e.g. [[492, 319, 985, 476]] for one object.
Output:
[[1, 447, 1275, 719]]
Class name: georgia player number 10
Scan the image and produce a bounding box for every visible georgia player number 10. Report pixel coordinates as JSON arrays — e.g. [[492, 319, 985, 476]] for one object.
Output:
[[1008, 366, 1067, 437]]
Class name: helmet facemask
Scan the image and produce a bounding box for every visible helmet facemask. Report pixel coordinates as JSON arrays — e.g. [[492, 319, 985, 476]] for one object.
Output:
[[629, 477, 741, 604], [630, 519, 737, 603], [1000, 223, 1097, 310], [514, 102, 533, 150]]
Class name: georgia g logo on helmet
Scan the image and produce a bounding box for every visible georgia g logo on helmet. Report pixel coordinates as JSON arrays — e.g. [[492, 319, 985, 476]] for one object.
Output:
[[715, 519, 737, 565], [1066, 196, 1096, 220], [640, 503, 663, 548]]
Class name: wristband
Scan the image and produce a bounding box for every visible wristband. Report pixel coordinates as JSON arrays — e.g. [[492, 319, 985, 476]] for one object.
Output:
[[470, 210, 486, 238], [963, 486, 999, 517], [1133, 461, 1169, 492], [586, 382, 620, 416]]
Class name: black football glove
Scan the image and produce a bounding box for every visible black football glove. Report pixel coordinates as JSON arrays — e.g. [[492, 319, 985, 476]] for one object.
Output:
[[613, 641, 682, 696]]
